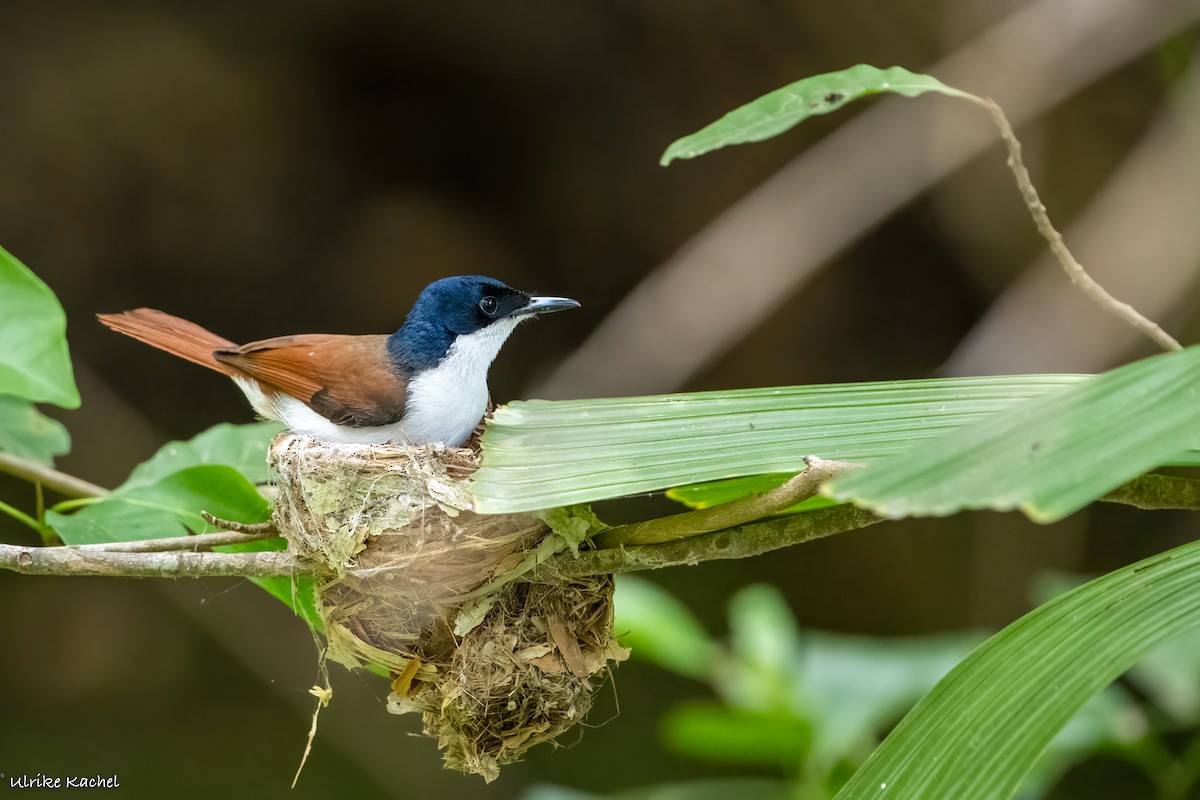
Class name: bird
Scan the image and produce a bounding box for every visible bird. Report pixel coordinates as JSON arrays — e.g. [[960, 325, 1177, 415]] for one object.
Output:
[[98, 275, 579, 447]]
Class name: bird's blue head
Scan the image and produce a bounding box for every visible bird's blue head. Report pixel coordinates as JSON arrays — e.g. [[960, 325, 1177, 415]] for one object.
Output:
[[388, 276, 579, 371]]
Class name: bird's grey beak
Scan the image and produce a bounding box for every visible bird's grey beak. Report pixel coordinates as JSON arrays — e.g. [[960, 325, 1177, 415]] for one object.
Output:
[[516, 296, 581, 316]]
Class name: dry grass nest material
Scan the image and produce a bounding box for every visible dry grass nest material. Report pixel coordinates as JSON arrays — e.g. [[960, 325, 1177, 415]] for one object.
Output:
[[269, 434, 627, 781]]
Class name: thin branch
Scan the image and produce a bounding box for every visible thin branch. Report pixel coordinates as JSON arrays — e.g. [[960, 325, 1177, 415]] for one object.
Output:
[[594, 456, 853, 548], [978, 96, 1181, 353], [0, 542, 306, 579], [529, 504, 882, 580], [0, 451, 107, 498], [538, 470, 1200, 580], [75, 530, 284, 553], [201, 511, 277, 535]]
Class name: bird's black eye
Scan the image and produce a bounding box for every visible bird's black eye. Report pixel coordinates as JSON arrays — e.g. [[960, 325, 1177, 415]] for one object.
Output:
[[479, 296, 499, 316]]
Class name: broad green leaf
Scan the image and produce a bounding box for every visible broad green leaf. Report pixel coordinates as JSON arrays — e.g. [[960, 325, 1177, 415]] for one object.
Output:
[[0, 245, 80, 408], [474, 375, 1095, 513], [1127, 622, 1200, 722], [723, 586, 978, 768], [614, 575, 718, 681], [0, 393, 70, 465], [47, 465, 269, 545], [829, 346, 1200, 522], [834, 537, 1200, 800], [725, 585, 804, 711], [662, 702, 811, 769], [796, 631, 979, 769], [123, 421, 280, 489], [661, 65, 975, 166], [522, 779, 792, 800]]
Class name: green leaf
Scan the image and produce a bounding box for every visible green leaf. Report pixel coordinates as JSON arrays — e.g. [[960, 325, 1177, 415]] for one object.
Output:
[[833, 537, 1200, 800], [725, 585, 803, 711], [796, 631, 978, 768], [1127, 623, 1200, 721], [123, 422, 280, 489], [668, 474, 793, 508], [667, 474, 842, 514], [0, 393, 70, 465], [474, 375, 1096, 513], [722, 586, 978, 767], [0, 245, 80, 408], [47, 465, 270, 545], [614, 575, 718, 681], [660, 65, 975, 166], [829, 346, 1200, 522], [662, 702, 811, 769]]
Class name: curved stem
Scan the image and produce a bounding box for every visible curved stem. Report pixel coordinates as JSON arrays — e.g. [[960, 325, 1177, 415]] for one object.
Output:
[[978, 96, 1181, 352], [0, 451, 107, 498], [594, 456, 853, 548], [532, 504, 882, 580]]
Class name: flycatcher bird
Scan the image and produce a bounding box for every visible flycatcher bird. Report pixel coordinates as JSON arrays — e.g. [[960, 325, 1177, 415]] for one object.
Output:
[[98, 276, 579, 447]]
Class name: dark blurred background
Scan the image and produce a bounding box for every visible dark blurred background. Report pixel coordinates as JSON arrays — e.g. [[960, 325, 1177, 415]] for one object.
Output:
[[1, 1, 1199, 797]]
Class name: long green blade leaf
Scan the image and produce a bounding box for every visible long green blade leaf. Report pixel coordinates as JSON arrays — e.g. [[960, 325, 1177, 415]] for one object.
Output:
[[829, 346, 1200, 522], [835, 537, 1200, 800], [474, 376, 1090, 513], [661, 65, 974, 166]]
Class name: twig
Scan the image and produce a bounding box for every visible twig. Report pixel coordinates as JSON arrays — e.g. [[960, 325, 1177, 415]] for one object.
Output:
[[594, 456, 853, 548], [75, 530, 284, 553], [0, 451, 107, 498], [530, 504, 882, 580], [978, 96, 1182, 353], [201, 511, 277, 535], [0, 542, 306, 579]]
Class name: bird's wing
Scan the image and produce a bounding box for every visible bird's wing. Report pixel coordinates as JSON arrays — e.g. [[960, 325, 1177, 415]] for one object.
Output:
[[214, 334, 409, 427]]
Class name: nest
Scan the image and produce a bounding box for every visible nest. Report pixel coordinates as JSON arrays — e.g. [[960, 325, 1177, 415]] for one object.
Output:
[[269, 434, 627, 781]]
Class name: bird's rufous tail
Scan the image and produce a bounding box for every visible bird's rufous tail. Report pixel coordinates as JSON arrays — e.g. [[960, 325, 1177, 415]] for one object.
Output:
[[96, 308, 239, 375]]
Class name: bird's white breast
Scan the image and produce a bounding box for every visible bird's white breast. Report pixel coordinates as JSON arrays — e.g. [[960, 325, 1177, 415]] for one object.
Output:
[[233, 318, 521, 447]]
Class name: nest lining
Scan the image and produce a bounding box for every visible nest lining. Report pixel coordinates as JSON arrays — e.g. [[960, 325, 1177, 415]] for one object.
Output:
[[269, 434, 627, 780]]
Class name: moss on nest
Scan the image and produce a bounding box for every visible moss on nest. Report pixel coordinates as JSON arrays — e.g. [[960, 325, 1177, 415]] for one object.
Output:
[[268, 434, 627, 780]]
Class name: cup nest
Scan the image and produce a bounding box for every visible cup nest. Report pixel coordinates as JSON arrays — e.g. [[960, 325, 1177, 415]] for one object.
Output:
[[269, 434, 627, 781]]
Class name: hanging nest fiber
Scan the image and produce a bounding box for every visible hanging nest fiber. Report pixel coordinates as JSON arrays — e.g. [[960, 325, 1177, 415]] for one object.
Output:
[[269, 433, 627, 781]]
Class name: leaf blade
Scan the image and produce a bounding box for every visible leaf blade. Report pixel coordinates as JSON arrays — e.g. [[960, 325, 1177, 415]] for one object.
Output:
[[0, 394, 71, 465], [661, 65, 974, 166], [834, 538, 1200, 800], [474, 375, 1093, 513], [0, 246, 80, 408], [48, 465, 270, 545], [828, 346, 1200, 522]]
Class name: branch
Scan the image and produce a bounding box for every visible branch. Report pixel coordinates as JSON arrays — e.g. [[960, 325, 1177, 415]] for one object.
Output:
[[0, 542, 306, 579], [0, 451, 107, 498], [200, 511, 277, 535], [539, 470, 1200, 580], [530, 504, 882, 580], [75, 530, 283, 553], [979, 96, 1181, 353]]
